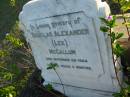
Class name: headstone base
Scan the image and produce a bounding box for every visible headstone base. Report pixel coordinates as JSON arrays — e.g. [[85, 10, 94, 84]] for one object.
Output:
[[44, 82, 114, 97]]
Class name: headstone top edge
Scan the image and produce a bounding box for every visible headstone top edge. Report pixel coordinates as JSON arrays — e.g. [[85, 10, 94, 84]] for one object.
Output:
[[19, 0, 106, 24]]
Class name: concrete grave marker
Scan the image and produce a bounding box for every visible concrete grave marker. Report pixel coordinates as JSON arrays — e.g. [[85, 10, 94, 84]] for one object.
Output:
[[19, 0, 122, 97]]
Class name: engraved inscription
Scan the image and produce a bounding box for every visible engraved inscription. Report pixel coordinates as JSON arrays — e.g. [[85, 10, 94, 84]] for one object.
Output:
[[29, 12, 103, 74]]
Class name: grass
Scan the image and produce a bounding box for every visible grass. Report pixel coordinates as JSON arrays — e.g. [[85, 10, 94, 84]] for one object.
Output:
[[0, 0, 30, 39], [0, 0, 35, 96]]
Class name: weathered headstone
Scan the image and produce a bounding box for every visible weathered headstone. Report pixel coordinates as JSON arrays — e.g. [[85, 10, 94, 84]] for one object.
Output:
[[19, 0, 122, 97]]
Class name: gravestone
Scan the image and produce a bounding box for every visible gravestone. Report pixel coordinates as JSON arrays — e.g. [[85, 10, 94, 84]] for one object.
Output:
[[19, 0, 122, 97]]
